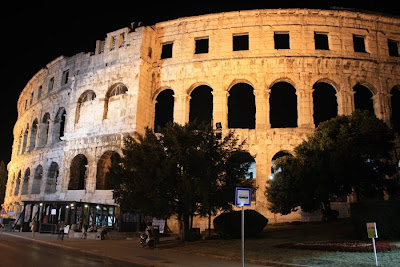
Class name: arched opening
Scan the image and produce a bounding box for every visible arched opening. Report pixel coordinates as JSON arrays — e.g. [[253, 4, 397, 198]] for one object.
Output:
[[313, 82, 338, 127], [53, 107, 66, 142], [390, 86, 400, 134], [38, 113, 50, 147], [154, 89, 174, 132], [21, 168, 30, 195], [228, 83, 255, 129], [31, 165, 43, 194], [68, 154, 88, 190], [103, 83, 128, 119], [28, 119, 38, 152], [14, 170, 21, 196], [46, 162, 59, 193], [353, 84, 374, 115], [270, 82, 298, 128], [21, 125, 29, 154], [270, 151, 293, 180], [75, 90, 96, 123], [96, 151, 121, 190], [189, 85, 213, 127]]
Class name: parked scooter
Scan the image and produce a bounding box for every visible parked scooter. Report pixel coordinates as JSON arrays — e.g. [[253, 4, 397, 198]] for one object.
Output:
[[140, 227, 155, 248]]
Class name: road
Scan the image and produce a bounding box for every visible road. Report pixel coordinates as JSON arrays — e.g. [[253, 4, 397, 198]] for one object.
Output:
[[0, 233, 142, 266]]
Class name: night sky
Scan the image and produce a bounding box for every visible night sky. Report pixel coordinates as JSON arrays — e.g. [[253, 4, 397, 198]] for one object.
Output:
[[2, 1, 399, 166]]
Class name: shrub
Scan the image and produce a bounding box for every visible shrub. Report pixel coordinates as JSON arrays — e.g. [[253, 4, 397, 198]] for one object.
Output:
[[350, 200, 400, 240], [213, 209, 268, 238], [276, 240, 398, 252]]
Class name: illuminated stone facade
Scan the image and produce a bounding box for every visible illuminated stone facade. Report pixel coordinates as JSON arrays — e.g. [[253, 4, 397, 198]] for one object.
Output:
[[4, 9, 400, 229]]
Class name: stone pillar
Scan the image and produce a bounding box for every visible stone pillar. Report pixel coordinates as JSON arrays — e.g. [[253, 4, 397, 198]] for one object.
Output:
[[297, 88, 314, 128], [254, 89, 270, 130], [173, 93, 189, 125], [372, 92, 391, 123], [336, 89, 354, 116], [212, 90, 229, 130]]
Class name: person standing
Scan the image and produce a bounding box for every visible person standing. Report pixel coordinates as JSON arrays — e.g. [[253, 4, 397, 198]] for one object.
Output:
[[30, 218, 38, 238], [57, 220, 65, 241]]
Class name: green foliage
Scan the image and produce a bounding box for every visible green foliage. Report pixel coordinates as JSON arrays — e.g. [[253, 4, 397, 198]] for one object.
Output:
[[266, 110, 397, 217], [213, 209, 268, 238], [350, 200, 400, 240], [109, 122, 256, 240], [0, 161, 7, 205]]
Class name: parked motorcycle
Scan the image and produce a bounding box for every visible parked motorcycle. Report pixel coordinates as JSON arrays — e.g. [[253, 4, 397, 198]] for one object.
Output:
[[140, 227, 155, 248]]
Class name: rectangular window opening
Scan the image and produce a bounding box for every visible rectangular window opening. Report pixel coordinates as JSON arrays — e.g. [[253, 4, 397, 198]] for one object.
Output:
[[314, 32, 329, 50], [61, 70, 69, 85], [195, 38, 209, 54], [353, 35, 366, 53], [233, 34, 249, 51], [274, 32, 290, 49], [161, 42, 173, 59], [48, 77, 54, 92], [388, 39, 399, 57]]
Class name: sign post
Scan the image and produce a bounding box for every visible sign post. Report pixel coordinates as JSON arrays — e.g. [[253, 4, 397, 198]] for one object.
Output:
[[235, 187, 251, 267], [366, 222, 379, 266]]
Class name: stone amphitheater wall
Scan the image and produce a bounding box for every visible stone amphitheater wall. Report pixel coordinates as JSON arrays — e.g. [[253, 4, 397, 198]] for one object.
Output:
[[4, 9, 400, 227]]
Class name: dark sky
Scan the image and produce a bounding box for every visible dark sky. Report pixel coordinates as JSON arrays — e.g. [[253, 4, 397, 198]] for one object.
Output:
[[2, 1, 399, 166]]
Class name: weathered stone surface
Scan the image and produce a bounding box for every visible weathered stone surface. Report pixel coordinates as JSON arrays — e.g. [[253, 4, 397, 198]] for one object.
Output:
[[4, 9, 400, 227]]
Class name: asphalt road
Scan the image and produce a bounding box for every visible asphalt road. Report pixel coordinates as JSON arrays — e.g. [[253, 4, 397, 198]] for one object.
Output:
[[0, 234, 143, 267]]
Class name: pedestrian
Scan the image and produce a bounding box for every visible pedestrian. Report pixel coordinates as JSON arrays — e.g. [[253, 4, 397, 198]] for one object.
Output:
[[30, 218, 38, 238], [81, 223, 87, 239], [57, 220, 65, 241]]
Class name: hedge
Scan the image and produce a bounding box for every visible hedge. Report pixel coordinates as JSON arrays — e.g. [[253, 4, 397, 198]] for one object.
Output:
[[213, 209, 268, 239], [350, 200, 400, 240]]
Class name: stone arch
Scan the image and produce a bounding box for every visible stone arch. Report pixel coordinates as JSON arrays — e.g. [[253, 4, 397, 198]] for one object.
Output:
[[96, 151, 121, 190], [38, 113, 50, 147], [14, 170, 21, 196], [269, 82, 298, 128], [154, 88, 174, 132], [270, 151, 293, 180], [228, 82, 256, 129], [68, 154, 88, 190], [353, 83, 374, 115], [53, 107, 66, 142], [75, 90, 97, 123], [21, 124, 29, 154], [45, 162, 59, 193], [31, 165, 43, 194], [21, 168, 30, 195], [189, 85, 213, 127], [28, 119, 38, 152], [312, 82, 338, 127], [103, 83, 128, 119], [390, 85, 400, 134]]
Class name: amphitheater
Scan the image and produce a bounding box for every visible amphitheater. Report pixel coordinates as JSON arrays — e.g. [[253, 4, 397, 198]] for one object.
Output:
[[3, 8, 400, 232]]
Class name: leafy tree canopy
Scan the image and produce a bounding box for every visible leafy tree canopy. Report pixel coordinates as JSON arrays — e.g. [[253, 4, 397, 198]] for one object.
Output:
[[266, 110, 397, 219], [109, 122, 256, 240]]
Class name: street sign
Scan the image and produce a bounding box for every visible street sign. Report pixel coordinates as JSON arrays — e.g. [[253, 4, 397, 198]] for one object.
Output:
[[367, 222, 378, 238], [235, 187, 251, 206]]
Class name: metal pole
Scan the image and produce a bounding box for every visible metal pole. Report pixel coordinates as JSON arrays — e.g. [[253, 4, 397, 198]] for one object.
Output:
[[242, 205, 245, 267], [372, 238, 379, 266]]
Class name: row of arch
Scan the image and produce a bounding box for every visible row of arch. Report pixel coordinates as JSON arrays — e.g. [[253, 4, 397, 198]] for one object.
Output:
[[16, 107, 66, 156], [8, 151, 121, 198], [154, 81, 400, 132]]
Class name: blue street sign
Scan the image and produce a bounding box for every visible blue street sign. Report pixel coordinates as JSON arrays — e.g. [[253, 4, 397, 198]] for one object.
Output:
[[235, 187, 252, 206]]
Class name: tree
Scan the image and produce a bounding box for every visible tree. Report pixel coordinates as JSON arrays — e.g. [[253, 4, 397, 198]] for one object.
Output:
[[110, 122, 255, 240], [266, 110, 397, 219], [0, 160, 7, 206]]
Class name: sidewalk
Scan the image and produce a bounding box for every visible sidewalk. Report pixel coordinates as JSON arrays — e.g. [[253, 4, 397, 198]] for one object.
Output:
[[1, 230, 301, 267]]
